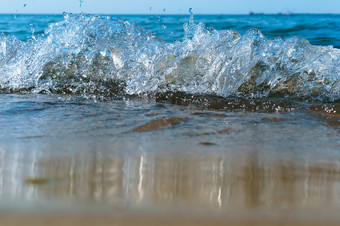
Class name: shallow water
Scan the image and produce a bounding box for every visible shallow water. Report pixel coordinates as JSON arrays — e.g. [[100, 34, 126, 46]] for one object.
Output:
[[0, 94, 339, 214], [0, 13, 340, 222]]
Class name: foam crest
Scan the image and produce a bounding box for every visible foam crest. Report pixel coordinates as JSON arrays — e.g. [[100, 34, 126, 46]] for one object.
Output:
[[0, 14, 339, 101]]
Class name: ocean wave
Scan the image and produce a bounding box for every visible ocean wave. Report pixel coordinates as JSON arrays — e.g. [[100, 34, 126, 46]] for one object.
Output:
[[0, 13, 339, 101]]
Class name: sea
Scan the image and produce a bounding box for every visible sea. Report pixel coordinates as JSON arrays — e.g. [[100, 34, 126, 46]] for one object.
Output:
[[0, 13, 339, 222]]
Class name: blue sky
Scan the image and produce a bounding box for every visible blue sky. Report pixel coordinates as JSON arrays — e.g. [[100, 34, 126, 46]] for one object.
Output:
[[0, 0, 339, 14]]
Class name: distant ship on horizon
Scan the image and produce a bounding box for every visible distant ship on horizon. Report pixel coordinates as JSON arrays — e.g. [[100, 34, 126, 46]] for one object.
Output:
[[248, 11, 294, 15]]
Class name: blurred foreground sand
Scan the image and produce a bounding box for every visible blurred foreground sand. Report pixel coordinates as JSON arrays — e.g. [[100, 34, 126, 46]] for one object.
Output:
[[1, 213, 340, 226]]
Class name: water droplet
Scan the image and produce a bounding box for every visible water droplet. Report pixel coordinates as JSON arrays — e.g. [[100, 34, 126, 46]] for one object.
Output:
[[189, 8, 194, 26], [29, 24, 36, 40]]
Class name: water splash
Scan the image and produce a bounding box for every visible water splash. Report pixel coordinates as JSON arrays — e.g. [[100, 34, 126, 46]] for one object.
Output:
[[0, 14, 339, 102], [189, 8, 194, 26], [29, 24, 36, 40], [183, 8, 198, 40]]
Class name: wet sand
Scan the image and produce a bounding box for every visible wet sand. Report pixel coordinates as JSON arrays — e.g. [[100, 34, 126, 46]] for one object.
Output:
[[1, 152, 340, 226], [1, 211, 340, 226], [0, 95, 339, 225], [2, 153, 340, 209]]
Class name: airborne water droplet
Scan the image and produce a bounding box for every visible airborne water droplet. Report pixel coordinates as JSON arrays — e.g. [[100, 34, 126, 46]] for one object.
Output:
[[29, 24, 36, 40], [189, 8, 194, 26]]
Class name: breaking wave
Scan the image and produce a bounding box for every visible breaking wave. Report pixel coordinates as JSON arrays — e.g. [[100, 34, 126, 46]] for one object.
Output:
[[0, 13, 339, 101]]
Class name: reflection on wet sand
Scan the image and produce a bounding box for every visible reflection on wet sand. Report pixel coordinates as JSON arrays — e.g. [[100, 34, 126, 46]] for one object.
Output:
[[1, 151, 339, 211]]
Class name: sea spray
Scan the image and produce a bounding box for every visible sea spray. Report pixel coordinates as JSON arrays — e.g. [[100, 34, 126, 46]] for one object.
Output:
[[0, 13, 339, 101]]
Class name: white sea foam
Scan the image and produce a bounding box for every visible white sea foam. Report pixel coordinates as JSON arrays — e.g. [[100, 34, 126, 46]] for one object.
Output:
[[0, 14, 339, 101]]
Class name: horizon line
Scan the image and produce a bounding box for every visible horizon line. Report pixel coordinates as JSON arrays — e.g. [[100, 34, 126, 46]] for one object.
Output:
[[0, 12, 340, 15]]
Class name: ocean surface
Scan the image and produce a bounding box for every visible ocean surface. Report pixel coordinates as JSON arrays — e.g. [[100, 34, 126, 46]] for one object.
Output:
[[0, 13, 340, 222]]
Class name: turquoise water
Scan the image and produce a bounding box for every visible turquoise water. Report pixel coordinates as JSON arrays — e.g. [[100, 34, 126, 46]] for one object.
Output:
[[1, 14, 340, 47], [0, 13, 339, 215]]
